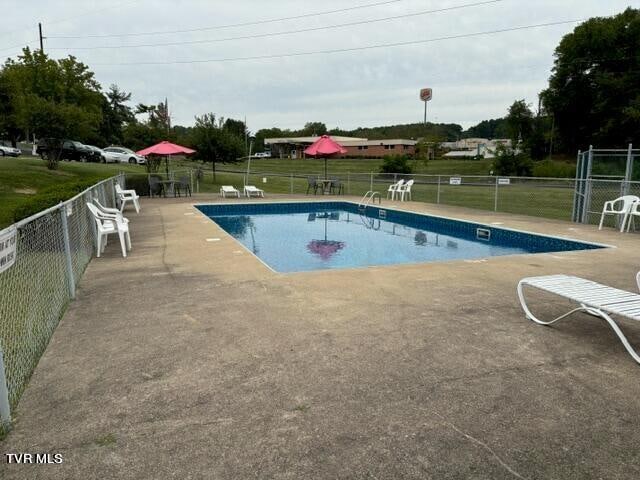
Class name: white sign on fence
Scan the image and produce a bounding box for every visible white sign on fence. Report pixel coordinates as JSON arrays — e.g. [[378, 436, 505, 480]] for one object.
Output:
[[498, 178, 511, 185], [0, 227, 17, 274], [449, 177, 462, 185]]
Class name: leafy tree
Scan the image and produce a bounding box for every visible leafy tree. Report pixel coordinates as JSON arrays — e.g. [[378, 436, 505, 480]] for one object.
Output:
[[379, 155, 413, 174], [414, 138, 434, 164], [1, 48, 103, 168], [492, 144, 533, 176], [191, 113, 244, 179], [223, 118, 247, 139], [463, 118, 509, 139], [540, 8, 640, 151], [505, 100, 533, 146], [300, 122, 328, 136], [98, 85, 134, 146]]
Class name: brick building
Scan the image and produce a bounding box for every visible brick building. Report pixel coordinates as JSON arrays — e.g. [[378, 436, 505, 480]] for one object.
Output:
[[265, 136, 417, 159]]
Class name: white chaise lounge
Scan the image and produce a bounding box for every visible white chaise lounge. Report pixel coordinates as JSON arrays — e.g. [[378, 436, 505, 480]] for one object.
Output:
[[518, 272, 640, 364], [220, 185, 240, 198], [244, 185, 265, 198]]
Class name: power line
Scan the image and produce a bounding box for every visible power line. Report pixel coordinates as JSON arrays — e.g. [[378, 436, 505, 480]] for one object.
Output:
[[92, 19, 585, 67], [48, 0, 504, 51], [47, 0, 409, 39]]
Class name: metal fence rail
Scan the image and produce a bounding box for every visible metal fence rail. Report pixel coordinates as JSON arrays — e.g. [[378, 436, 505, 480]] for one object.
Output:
[[0, 174, 123, 434]]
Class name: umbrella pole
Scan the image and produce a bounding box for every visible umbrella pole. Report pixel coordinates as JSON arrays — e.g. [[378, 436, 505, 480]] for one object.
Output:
[[324, 157, 327, 180]]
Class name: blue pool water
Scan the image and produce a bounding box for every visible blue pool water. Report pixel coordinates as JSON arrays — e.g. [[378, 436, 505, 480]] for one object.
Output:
[[197, 202, 605, 273]]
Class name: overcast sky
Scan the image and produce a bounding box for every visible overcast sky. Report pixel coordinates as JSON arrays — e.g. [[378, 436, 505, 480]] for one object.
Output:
[[1, 0, 635, 132]]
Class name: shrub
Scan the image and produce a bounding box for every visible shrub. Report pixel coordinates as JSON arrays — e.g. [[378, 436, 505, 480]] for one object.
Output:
[[125, 174, 151, 196], [379, 154, 413, 174], [492, 145, 533, 176], [12, 178, 105, 222]]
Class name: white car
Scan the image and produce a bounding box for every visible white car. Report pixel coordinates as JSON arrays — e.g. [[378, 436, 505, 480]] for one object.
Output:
[[0, 144, 21, 157], [103, 147, 146, 164], [253, 152, 271, 158]]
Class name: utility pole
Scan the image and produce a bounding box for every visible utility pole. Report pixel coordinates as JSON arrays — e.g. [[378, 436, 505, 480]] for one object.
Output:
[[38, 23, 44, 53]]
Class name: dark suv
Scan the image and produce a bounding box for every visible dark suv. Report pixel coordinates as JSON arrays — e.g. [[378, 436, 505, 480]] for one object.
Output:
[[37, 139, 93, 162]]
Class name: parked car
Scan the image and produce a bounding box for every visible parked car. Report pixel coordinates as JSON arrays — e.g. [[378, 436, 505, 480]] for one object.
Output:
[[0, 144, 21, 157], [253, 152, 272, 158], [36, 139, 93, 162], [103, 146, 146, 165], [86, 145, 106, 163]]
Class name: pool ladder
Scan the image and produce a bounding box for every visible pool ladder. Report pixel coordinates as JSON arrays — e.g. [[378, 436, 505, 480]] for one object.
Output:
[[358, 191, 381, 212]]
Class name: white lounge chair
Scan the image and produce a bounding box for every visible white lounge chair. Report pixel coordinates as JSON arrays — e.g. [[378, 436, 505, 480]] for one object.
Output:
[[87, 203, 131, 258], [398, 179, 414, 201], [598, 195, 639, 231], [115, 184, 140, 214], [387, 179, 405, 200], [517, 273, 640, 364], [244, 185, 264, 198], [220, 185, 240, 198]]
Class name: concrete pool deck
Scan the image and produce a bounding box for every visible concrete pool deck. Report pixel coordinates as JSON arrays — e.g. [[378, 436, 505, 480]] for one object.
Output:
[[1, 194, 639, 479]]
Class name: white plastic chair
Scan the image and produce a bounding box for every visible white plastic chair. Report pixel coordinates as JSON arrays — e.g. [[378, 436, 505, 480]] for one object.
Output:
[[598, 195, 639, 231], [518, 272, 640, 365], [387, 179, 405, 200], [623, 200, 640, 233], [398, 179, 414, 201], [87, 203, 131, 258], [220, 185, 240, 198], [244, 185, 265, 198], [115, 184, 140, 214], [93, 197, 129, 225]]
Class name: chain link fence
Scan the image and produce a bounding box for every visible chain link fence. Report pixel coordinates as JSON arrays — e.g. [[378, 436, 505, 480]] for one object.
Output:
[[0, 175, 123, 435], [197, 169, 582, 221]]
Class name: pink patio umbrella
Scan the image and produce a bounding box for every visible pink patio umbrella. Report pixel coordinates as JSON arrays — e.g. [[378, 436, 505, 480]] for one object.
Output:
[[306, 212, 345, 261], [304, 135, 347, 179], [137, 141, 196, 175]]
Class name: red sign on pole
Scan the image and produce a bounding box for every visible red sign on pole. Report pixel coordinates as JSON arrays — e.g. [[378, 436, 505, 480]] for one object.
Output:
[[420, 88, 433, 102]]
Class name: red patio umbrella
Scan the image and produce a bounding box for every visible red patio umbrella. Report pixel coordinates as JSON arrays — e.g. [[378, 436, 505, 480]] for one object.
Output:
[[306, 212, 345, 261], [137, 141, 196, 175], [304, 135, 347, 179]]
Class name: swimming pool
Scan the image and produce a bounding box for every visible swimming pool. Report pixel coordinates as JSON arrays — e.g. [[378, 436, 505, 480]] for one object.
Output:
[[197, 202, 606, 273]]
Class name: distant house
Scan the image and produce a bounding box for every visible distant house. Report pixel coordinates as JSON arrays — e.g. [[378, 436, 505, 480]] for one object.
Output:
[[264, 136, 417, 159]]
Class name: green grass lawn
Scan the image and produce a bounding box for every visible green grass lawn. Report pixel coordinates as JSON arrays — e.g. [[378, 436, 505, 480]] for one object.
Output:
[[0, 156, 148, 228], [221, 157, 495, 176]]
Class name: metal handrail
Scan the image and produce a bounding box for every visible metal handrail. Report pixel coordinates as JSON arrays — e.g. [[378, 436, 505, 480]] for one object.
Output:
[[358, 191, 381, 210]]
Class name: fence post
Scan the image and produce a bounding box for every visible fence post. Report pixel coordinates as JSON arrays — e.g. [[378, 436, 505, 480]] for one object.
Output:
[[582, 145, 594, 224], [436, 175, 441, 204], [0, 347, 10, 431], [572, 150, 582, 222], [347, 172, 350, 195], [494, 177, 499, 212], [60, 204, 76, 299], [290, 173, 294, 194], [370, 172, 373, 192], [111, 178, 118, 208], [623, 143, 633, 196]]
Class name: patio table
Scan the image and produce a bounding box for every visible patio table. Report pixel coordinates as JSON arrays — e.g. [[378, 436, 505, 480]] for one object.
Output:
[[160, 180, 176, 197], [318, 179, 333, 195]]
